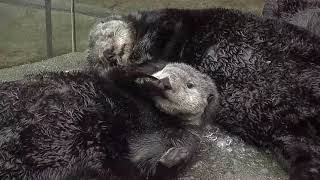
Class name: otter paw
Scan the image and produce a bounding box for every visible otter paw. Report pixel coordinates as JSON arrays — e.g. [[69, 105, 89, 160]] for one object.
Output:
[[159, 147, 189, 168]]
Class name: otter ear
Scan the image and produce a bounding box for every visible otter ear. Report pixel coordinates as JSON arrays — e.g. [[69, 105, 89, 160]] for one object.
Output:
[[202, 94, 220, 125], [207, 94, 215, 104]]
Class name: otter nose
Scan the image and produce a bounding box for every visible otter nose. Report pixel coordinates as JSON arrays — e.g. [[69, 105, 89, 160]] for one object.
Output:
[[102, 49, 112, 58], [157, 77, 172, 90], [101, 48, 117, 66]]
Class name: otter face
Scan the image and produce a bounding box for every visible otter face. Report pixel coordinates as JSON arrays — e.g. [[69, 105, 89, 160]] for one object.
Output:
[[152, 63, 219, 126], [88, 16, 135, 69]]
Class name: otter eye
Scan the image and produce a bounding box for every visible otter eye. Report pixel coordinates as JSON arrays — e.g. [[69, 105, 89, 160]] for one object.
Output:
[[186, 82, 194, 89]]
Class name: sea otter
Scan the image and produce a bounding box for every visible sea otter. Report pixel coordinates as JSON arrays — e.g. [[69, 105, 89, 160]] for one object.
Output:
[[0, 63, 218, 180], [88, 8, 320, 180]]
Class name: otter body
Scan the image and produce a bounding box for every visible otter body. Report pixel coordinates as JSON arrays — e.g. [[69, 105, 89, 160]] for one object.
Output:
[[89, 8, 320, 179], [0, 64, 218, 180]]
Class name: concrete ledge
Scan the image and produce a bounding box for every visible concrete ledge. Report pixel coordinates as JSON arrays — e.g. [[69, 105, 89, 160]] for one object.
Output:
[[0, 52, 87, 82]]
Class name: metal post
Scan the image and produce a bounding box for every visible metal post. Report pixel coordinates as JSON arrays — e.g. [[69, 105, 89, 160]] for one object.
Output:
[[71, 0, 77, 52], [45, 0, 53, 57]]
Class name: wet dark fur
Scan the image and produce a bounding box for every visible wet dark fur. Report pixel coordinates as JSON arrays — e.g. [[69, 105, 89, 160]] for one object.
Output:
[[90, 8, 320, 179], [263, 0, 320, 36], [0, 68, 201, 180], [263, 0, 320, 17]]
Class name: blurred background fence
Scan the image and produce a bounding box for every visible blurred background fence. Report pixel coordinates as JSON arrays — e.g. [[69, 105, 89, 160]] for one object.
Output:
[[0, 0, 264, 69]]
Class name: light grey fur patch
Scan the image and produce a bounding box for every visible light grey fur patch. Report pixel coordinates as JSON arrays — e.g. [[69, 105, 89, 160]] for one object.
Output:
[[152, 63, 219, 126], [88, 17, 134, 67]]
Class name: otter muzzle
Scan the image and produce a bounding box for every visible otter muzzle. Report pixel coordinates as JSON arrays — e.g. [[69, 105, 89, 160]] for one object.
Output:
[[154, 77, 172, 90]]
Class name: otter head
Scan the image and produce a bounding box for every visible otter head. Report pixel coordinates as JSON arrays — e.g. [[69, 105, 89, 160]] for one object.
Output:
[[151, 63, 219, 126], [87, 15, 135, 70]]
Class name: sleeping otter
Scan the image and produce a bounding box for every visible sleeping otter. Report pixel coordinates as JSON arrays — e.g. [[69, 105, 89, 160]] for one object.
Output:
[[88, 8, 320, 180], [0, 63, 218, 180]]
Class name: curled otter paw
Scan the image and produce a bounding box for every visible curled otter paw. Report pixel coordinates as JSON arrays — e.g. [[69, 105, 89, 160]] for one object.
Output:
[[159, 147, 190, 168]]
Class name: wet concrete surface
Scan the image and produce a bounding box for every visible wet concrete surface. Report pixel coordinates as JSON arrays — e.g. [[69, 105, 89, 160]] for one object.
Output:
[[0, 52, 87, 82], [0, 52, 288, 180], [179, 125, 288, 180]]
